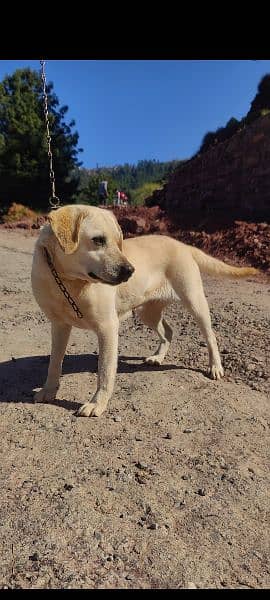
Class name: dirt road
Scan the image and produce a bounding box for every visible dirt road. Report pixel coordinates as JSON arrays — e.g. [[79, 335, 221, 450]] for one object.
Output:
[[0, 229, 269, 589]]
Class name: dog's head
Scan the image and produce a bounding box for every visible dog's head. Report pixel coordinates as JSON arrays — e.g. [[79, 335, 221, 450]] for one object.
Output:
[[46, 204, 135, 285]]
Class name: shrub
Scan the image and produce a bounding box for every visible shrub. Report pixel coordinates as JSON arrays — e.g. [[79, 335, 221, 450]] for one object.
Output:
[[3, 202, 37, 223], [130, 182, 163, 206]]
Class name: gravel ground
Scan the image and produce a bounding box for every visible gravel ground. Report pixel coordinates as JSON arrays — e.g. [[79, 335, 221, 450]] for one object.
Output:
[[0, 229, 269, 589]]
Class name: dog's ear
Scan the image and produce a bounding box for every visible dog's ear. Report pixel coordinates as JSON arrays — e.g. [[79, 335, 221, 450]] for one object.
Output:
[[108, 210, 123, 250], [48, 206, 87, 254], [116, 221, 124, 251]]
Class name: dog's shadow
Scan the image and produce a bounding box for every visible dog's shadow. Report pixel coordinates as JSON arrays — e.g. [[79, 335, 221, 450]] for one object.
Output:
[[0, 353, 203, 411]]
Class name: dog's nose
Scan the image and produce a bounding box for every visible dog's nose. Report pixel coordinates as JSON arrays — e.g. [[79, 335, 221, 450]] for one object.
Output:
[[118, 264, 135, 282]]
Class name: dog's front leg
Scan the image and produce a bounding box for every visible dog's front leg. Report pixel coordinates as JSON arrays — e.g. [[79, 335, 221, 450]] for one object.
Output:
[[34, 321, 71, 403], [77, 319, 119, 417]]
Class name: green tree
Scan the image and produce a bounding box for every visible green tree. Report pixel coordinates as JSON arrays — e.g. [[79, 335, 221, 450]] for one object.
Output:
[[199, 131, 216, 153], [0, 68, 82, 211], [246, 74, 270, 123], [224, 117, 240, 136], [198, 118, 241, 155]]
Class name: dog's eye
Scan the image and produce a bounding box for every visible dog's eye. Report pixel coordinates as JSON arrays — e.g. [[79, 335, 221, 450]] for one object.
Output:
[[92, 236, 106, 246]]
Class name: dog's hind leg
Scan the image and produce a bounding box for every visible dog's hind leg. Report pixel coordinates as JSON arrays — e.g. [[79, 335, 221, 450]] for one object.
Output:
[[172, 265, 224, 380], [136, 301, 173, 365]]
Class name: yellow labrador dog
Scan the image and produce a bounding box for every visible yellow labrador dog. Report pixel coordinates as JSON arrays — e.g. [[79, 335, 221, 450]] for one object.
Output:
[[31, 204, 257, 417]]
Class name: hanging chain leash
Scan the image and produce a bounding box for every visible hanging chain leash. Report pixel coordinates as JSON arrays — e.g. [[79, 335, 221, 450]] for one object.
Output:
[[40, 60, 60, 210], [44, 248, 83, 319], [40, 61, 83, 318]]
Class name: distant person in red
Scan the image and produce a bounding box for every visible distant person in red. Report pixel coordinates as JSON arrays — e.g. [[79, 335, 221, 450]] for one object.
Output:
[[120, 191, 128, 207]]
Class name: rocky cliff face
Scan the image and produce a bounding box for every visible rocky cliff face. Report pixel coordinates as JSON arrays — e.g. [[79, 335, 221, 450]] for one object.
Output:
[[146, 114, 270, 222]]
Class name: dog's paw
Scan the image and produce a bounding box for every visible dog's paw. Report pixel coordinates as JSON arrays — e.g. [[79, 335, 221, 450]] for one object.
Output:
[[209, 365, 224, 380], [144, 355, 163, 366], [76, 402, 105, 418], [34, 386, 58, 403]]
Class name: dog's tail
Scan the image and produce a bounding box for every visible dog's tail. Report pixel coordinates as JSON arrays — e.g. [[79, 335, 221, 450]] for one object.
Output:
[[190, 246, 259, 278]]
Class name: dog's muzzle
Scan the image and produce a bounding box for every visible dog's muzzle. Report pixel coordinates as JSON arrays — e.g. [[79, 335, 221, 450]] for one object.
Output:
[[88, 263, 135, 285]]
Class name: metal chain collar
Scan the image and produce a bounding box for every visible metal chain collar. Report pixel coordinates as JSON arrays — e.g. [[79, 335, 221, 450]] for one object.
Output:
[[44, 248, 83, 319], [40, 60, 60, 210]]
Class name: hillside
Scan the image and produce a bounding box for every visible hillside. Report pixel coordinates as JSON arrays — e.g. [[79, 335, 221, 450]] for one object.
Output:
[[146, 114, 270, 226], [75, 159, 184, 206], [81, 159, 184, 191]]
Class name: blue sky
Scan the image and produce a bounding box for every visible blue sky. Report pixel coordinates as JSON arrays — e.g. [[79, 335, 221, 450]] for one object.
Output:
[[1, 60, 270, 168]]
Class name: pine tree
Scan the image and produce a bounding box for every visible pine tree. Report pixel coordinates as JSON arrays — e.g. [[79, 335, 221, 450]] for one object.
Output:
[[0, 68, 82, 211]]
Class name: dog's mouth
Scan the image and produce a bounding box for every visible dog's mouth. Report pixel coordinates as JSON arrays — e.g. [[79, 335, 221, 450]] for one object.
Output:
[[88, 271, 120, 286], [88, 271, 101, 281], [88, 265, 134, 286]]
